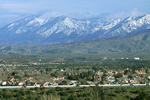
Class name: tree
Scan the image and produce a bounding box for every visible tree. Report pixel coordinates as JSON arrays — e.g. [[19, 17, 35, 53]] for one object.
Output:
[[40, 70, 43, 74], [24, 71, 29, 77], [11, 72, 18, 76], [15, 93, 22, 98], [14, 75, 22, 80], [46, 68, 52, 71], [128, 75, 133, 79], [124, 70, 130, 75], [100, 74, 107, 84], [92, 86, 106, 100], [92, 66, 99, 71], [68, 75, 78, 80], [60, 91, 68, 96], [34, 87, 39, 91], [51, 73, 57, 77], [114, 73, 123, 79], [80, 81, 88, 85], [88, 71, 94, 76], [134, 90, 150, 100], [145, 69, 150, 74], [68, 95, 79, 100], [59, 81, 67, 85]]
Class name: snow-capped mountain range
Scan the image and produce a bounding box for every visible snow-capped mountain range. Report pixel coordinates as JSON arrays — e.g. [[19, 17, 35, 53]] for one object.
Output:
[[0, 14, 150, 45]]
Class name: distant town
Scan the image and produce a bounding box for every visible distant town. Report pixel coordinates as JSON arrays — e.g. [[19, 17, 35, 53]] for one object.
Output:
[[0, 56, 150, 88]]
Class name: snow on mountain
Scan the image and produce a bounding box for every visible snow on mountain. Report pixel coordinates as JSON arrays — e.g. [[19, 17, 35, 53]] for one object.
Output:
[[0, 14, 150, 45]]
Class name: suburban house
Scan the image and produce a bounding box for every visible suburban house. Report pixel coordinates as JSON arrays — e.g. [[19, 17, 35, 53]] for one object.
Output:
[[135, 70, 146, 74], [1, 78, 16, 86], [51, 76, 65, 81]]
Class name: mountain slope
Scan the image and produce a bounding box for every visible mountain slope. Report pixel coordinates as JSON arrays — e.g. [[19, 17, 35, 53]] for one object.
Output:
[[0, 14, 150, 45], [0, 32, 150, 54]]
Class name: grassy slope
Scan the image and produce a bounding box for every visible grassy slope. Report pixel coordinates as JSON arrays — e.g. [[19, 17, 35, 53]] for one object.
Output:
[[0, 32, 150, 54]]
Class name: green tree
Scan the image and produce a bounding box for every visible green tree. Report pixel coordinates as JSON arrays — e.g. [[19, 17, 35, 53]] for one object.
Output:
[[68, 75, 78, 80], [100, 74, 107, 84], [14, 75, 22, 80], [114, 73, 123, 79], [51, 73, 57, 77], [60, 91, 68, 96], [128, 75, 133, 79], [92, 66, 99, 71], [92, 86, 106, 100], [59, 81, 67, 85], [11, 72, 18, 76], [68, 95, 79, 100], [134, 90, 150, 100]]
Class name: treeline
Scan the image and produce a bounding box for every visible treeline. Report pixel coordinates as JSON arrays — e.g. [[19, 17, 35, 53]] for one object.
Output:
[[12, 59, 150, 74], [0, 86, 150, 100], [1, 52, 150, 64]]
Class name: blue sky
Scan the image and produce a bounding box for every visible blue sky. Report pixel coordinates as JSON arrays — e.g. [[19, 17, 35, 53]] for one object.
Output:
[[0, 0, 150, 27]]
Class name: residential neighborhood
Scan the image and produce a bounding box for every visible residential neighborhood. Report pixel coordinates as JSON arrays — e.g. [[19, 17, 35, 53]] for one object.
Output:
[[0, 62, 150, 87]]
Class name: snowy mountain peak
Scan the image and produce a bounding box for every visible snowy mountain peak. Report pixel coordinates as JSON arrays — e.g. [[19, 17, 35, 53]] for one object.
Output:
[[27, 18, 45, 26], [0, 14, 150, 45]]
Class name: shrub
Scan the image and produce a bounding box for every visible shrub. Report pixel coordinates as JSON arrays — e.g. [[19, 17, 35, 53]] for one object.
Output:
[[60, 91, 68, 96], [68, 95, 79, 100]]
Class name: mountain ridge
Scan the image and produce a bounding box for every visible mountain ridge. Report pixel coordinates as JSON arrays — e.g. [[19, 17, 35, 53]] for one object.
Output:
[[0, 14, 150, 45], [0, 32, 150, 54]]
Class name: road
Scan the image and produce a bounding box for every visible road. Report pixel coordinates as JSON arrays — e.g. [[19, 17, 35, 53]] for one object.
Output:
[[0, 84, 148, 89]]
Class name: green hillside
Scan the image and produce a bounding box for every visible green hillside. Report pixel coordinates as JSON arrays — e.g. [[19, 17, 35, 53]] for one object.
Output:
[[0, 32, 150, 54]]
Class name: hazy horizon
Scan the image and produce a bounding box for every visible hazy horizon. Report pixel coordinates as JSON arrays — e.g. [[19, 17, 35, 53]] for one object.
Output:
[[0, 0, 150, 27]]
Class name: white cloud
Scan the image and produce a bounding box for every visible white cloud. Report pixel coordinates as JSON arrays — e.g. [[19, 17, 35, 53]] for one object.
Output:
[[38, 11, 64, 18], [106, 8, 148, 18]]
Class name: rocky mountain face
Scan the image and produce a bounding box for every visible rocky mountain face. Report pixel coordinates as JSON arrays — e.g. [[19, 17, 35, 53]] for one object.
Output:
[[0, 14, 150, 45]]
